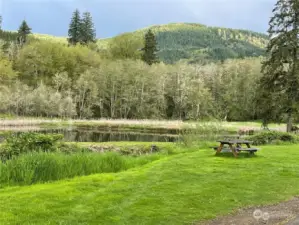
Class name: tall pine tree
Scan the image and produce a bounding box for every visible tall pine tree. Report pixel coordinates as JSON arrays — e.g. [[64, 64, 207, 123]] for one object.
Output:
[[17, 20, 31, 44], [142, 29, 159, 65], [260, 0, 299, 132], [68, 9, 82, 45], [80, 12, 96, 45]]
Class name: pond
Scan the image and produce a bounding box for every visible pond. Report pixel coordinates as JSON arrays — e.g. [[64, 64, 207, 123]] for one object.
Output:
[[1, 128, 179, 143]]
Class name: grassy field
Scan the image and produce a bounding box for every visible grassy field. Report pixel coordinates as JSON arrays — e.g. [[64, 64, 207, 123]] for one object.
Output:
[[0, 145, 299, 224]]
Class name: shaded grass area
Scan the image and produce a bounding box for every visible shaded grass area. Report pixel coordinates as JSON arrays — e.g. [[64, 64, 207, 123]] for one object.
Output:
[[1, 145, 299, 224]]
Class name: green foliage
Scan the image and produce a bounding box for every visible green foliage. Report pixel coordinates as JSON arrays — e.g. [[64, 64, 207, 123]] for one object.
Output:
[[56, 143, 91, 154], [80, 11, 96, 44], [2, 145, 299, 224], [98, 23, 268, 64], [0, 152, 128, 187], [142, 29, 159, 65], [248, 131, 299, 145], [68, 9, 81, 45], [0, 30, 19, 43], [0, 57, 263, 120], [260, 0, 299, 131], [14, 40, 101, 84], [0, 132, 63, 161], [0, 147, 169, 188], [68, 9, 96, 45], [107, 33, 142, 60], [180, 122, 224, 146], [17, 20, 32, 44], [0, 57, 17, 84], [0, 22, 267, 121]]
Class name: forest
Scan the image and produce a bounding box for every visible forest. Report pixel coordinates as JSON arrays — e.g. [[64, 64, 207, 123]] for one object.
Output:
[[98, 23, 268, 64], [0, 14, 268, 121]]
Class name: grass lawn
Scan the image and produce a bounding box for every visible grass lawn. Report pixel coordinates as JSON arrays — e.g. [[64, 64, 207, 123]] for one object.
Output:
[[1, 145, 299, 224]]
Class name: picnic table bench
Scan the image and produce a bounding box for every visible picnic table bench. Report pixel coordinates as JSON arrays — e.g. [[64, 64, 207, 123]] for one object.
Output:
[[212, 139, 259, 157]]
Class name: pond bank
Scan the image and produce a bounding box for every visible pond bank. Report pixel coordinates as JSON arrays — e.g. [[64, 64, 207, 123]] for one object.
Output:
[[0, 118, 287, 134]]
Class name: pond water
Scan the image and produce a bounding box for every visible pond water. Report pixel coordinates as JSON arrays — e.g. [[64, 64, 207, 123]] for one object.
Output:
[[2, 128, 179, 143]]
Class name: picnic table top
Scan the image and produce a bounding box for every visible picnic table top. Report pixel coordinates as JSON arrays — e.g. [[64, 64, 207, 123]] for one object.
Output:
[[217, 139, 252, 144]]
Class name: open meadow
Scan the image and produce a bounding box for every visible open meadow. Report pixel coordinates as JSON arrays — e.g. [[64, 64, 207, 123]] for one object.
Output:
[[1, 143, 299, 224]]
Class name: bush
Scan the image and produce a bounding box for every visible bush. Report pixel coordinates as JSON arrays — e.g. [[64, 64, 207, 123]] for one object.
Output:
[[248, 131, 299, 145], [57, 143, 91, 154], [0, 133, 63, 161]]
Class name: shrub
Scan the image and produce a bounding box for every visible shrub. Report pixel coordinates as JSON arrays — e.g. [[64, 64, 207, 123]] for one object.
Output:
[[88, 144, 160, 156], [57, 143, 91, 154], [0, 132, 63, 161], [248, 131, 299, 145]]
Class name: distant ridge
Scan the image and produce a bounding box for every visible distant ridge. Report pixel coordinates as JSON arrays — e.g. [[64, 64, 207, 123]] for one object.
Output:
[[0, 22, 268, 64]]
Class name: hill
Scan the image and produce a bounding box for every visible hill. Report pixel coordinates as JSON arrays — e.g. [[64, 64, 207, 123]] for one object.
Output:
[[97, 23, 269, 64], [0, 23, 268, 64]]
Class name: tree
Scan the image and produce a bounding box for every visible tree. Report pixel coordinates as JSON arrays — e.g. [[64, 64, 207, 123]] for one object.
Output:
[[68, 9, 82, 45], [80, 12, 96, 45], [108, 33, 142, 59], [17, 20, 31, 44], [0, 58, 17, 84], [141, 29, 159, 65], [260, 0, 299, 132]]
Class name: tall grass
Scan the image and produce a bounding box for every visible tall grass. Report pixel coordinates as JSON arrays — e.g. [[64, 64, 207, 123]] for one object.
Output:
[[0, 152, 161, 188], [179, 122, 225, 147]]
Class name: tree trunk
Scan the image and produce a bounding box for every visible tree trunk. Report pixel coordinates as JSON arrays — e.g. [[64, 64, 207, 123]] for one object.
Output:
[[287, 111, 293, 132]]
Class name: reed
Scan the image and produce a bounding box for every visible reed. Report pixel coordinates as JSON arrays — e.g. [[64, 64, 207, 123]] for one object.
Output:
[[0, 152, 161, 188]]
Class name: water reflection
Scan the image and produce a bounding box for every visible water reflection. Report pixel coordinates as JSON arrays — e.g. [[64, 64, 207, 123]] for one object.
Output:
[[6, 129, 179, 143]]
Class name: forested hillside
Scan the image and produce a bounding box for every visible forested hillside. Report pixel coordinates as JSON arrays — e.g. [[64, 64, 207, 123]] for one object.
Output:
[[97, 23, 268, 64], [0, 18, 269, 121], [0, 23, 268, 64]]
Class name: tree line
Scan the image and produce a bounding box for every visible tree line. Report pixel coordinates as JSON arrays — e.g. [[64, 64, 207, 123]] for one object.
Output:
[[0, 36, 262, 120]]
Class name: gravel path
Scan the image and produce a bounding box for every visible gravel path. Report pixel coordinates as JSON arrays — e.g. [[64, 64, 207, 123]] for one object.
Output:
[[203, 197, 299, 225]]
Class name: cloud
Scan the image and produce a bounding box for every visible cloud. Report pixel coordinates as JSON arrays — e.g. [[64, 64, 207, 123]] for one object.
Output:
[[1, 0, 276, 37]]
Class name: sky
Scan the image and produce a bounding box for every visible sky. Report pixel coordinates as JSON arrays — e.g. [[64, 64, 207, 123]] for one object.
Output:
[[0, 0, 275, 38]]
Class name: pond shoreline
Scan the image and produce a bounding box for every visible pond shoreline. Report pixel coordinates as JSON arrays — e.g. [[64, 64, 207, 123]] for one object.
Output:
[[0, 118, 287, 134]]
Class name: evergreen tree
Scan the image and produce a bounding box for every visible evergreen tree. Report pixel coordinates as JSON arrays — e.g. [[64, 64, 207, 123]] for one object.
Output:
[[260, 0, 299, 132], [17, 20, 32, 44], [142, 29, 159, 65], [68, 9, 82, 45], [80, 12, 96, 45]]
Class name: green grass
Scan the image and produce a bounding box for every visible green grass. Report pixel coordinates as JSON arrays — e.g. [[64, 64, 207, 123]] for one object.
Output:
[[1, 145, 299, 224], [0, 150, 173, 188], [0, 142, 190, 188]]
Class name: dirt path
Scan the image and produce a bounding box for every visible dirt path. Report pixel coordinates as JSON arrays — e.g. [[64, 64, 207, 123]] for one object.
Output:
[[203, 197, 299, 225]]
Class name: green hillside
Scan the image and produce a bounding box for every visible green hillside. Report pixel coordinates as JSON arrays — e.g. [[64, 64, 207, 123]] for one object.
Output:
[[97, 23, 269, 64], [0, 23, 268, 64]]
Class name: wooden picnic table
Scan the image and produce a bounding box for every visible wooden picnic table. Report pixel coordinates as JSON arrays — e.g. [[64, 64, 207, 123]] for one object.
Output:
[[213, 139, 259, 157]]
